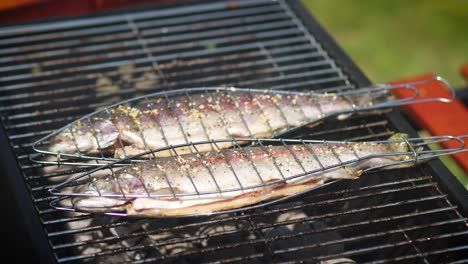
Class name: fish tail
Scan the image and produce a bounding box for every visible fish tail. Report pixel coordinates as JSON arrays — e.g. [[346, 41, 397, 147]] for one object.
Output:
[[382, 132, 419, 170], [387, 133, 409, 153], [350, 87, 393, 108], [371, 87, 394, 105]]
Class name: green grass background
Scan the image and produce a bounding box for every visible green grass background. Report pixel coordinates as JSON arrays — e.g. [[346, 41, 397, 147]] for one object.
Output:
[[302, 0, 468, 86], [302, 0, 468, 188]]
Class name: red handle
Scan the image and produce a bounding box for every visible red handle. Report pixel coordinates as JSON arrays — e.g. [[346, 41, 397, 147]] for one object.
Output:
[[0, 0, 176, 24], [391, 73, 468, 173]]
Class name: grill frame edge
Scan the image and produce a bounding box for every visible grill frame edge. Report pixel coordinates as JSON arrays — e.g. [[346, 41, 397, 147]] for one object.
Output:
[[0, 122, 54, 263]]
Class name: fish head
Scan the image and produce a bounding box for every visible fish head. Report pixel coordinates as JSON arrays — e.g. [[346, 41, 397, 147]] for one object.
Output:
[[71, 175, 123, 213], [48, 119, 119, 155], [71, 169, 148, 212]]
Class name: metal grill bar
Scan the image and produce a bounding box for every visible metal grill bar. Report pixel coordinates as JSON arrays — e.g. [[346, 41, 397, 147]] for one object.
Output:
[[162, 92, 193, 150], [0, 45, 321, 101], [50, 190, 456, 250], [42, 215, 91, 225], [47, 220, 129, 237], [0, 45, 317, 100], [227, 221, 467, 263], [126, 207, 462, 263], [366, 246, 468, 263], [256, 140, 287, 180], [0, 63, 336, 125], [191, 144, 223, 194], [0, 46, 327, 106], [0, 28, 306, 83], [312, 232, 468, 261], [0, 0, 466, 263], [0, 35, 316, 95], [50, 177, 464, 262], [0, 1, 277, 36], [212, 141, 245, 190], [51, 198, 460, 261], [1, 59, 338, 117], [0, 9, 288, 61], [1, 23, 304, 76], [281, 139, 307, 173], [278, 0, 347, 81]]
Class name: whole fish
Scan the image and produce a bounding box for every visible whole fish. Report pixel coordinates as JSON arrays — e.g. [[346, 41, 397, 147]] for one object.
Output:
[[71, 133, 411, 217], [48, 88, 390, 158]]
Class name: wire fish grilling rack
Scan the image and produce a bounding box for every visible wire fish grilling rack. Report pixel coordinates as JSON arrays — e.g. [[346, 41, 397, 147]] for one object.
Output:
[[48, 134, 468, 217], [31, 76, 455, 167]]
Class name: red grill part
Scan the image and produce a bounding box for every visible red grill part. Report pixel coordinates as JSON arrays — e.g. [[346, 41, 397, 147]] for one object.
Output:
[[0, 0, 174, 25], [391, 73, 468, 173]]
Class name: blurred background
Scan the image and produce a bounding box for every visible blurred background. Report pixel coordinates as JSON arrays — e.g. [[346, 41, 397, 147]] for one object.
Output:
[[302, 0, 468, 87]]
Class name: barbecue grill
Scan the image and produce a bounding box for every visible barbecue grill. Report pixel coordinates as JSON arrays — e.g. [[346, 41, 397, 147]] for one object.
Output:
[[0, 0, 466, 263]]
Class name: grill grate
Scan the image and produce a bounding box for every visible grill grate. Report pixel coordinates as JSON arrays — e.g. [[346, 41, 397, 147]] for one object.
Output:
[[0, 0, 466, 263]]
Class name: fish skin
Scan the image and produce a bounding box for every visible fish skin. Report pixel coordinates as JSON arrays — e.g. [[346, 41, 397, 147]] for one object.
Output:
[[48, 89, 386, 158], [71, 135, 409, 217], [49, 117, 119, 154]]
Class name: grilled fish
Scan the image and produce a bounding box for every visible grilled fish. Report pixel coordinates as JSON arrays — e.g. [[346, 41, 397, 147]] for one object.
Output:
[[71, 133, 411, 217], [48, 88, 390, 158]]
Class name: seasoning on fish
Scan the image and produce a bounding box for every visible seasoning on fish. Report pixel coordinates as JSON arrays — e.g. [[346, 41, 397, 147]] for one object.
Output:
[[71, 133, 412, 217], [48, 88, 390, 158]]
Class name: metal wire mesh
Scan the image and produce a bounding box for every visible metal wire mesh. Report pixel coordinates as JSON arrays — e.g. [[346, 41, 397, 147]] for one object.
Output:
[[0, 0, 466, 263], [49, 135, 467, 199], [31, 78, 455, 166]]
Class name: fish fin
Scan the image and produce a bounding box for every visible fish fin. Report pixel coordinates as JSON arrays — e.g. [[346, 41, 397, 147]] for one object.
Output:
[[349, 169, 365, 179]]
